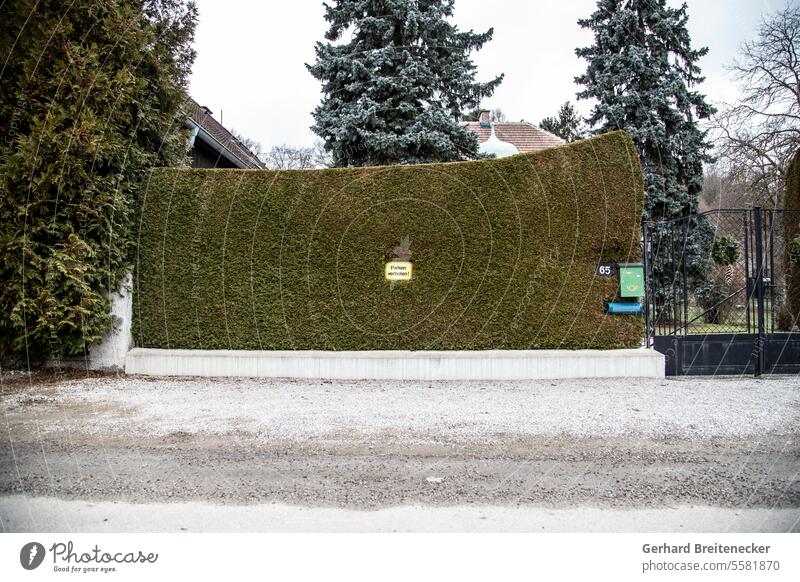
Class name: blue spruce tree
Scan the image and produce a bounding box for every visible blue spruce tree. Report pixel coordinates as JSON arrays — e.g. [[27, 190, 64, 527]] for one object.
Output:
[[576, 0, 716, 315], [307, 0, 503, 167]]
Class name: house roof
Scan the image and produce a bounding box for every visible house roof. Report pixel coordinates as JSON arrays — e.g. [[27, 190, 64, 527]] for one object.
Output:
[[462, 121, 565, 153], [184, 97, 265, 169]]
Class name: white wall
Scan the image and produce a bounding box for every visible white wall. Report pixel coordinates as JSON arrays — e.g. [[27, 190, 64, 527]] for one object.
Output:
[[49, 272, 133, 371], [126, 348, 665, 380], [88, 272, 133, 370]]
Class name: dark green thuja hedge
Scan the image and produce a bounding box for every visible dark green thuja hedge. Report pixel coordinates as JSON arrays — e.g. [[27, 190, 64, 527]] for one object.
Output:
[[0, 0, 197, 365], [784, 149, 800, 327], [134, 131, 644, 350]]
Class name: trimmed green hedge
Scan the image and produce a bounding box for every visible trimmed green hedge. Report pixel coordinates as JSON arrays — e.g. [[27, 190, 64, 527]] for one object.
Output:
[[134, 130, 644, 350], [785, 149, 800, 324]]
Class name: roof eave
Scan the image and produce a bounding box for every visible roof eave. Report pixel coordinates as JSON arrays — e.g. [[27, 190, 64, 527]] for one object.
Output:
[[186, 118, 261, 169]]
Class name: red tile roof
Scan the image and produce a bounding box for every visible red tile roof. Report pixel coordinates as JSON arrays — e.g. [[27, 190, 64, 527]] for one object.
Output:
[[462, 121, 565, 153]]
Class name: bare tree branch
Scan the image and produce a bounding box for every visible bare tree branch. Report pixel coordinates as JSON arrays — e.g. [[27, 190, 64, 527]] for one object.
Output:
[[710, 4, 800, 207], [263, 144, 317, 170]]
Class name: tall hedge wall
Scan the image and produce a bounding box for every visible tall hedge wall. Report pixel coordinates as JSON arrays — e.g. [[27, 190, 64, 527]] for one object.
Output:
[[134, 130, 644, 350], [785, 149, 800, 324]]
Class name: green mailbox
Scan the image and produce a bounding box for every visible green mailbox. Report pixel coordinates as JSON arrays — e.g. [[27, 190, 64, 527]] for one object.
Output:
[[618, 263, 644, 298]]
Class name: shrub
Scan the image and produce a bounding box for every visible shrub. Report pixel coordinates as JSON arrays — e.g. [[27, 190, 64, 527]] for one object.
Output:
[[785, 150, 800, 323], [776, 302, 798, 332], [695, 271, 735, 325], [711, 235, 740, 266], [0, 0, 197, 365], [134, 131, 644, 350], [789, 236, 800, 267]]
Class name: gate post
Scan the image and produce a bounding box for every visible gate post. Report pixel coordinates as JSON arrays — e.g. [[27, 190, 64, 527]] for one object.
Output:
[[753, 206, 765, 376]]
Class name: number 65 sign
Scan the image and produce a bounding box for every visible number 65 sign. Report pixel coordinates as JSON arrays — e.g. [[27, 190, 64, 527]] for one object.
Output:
[[596, 263, 615, 277]]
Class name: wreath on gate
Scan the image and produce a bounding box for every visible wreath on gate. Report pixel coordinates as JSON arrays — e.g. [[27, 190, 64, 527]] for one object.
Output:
[[711, 235, 740, 266]]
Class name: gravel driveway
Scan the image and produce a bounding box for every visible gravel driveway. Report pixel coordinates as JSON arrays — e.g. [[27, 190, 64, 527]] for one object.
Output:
[[1, 373, 799, 532], [4, 374, 798, 440]]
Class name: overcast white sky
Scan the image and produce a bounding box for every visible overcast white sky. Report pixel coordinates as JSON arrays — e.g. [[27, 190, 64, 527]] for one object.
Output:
[[188, 0, 788, 150]]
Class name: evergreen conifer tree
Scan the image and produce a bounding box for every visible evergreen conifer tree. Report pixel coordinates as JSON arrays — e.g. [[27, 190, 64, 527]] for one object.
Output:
[[575, 0, 716, 291], [539, 102, 585, 142], [0, 0, 197, 364], [307, 0, 503, 167]]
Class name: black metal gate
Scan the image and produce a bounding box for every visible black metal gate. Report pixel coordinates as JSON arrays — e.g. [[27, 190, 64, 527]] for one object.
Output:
[[644, 207, 800, 376]]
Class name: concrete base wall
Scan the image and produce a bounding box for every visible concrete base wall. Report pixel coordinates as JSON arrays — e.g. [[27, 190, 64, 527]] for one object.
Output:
[[125, 348, 664, 380], [49, 273, 133, 372], [87, 272, 133, 371]]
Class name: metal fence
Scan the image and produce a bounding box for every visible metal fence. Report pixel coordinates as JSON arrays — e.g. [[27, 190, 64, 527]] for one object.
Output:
[[644, 207, 800, 375]]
